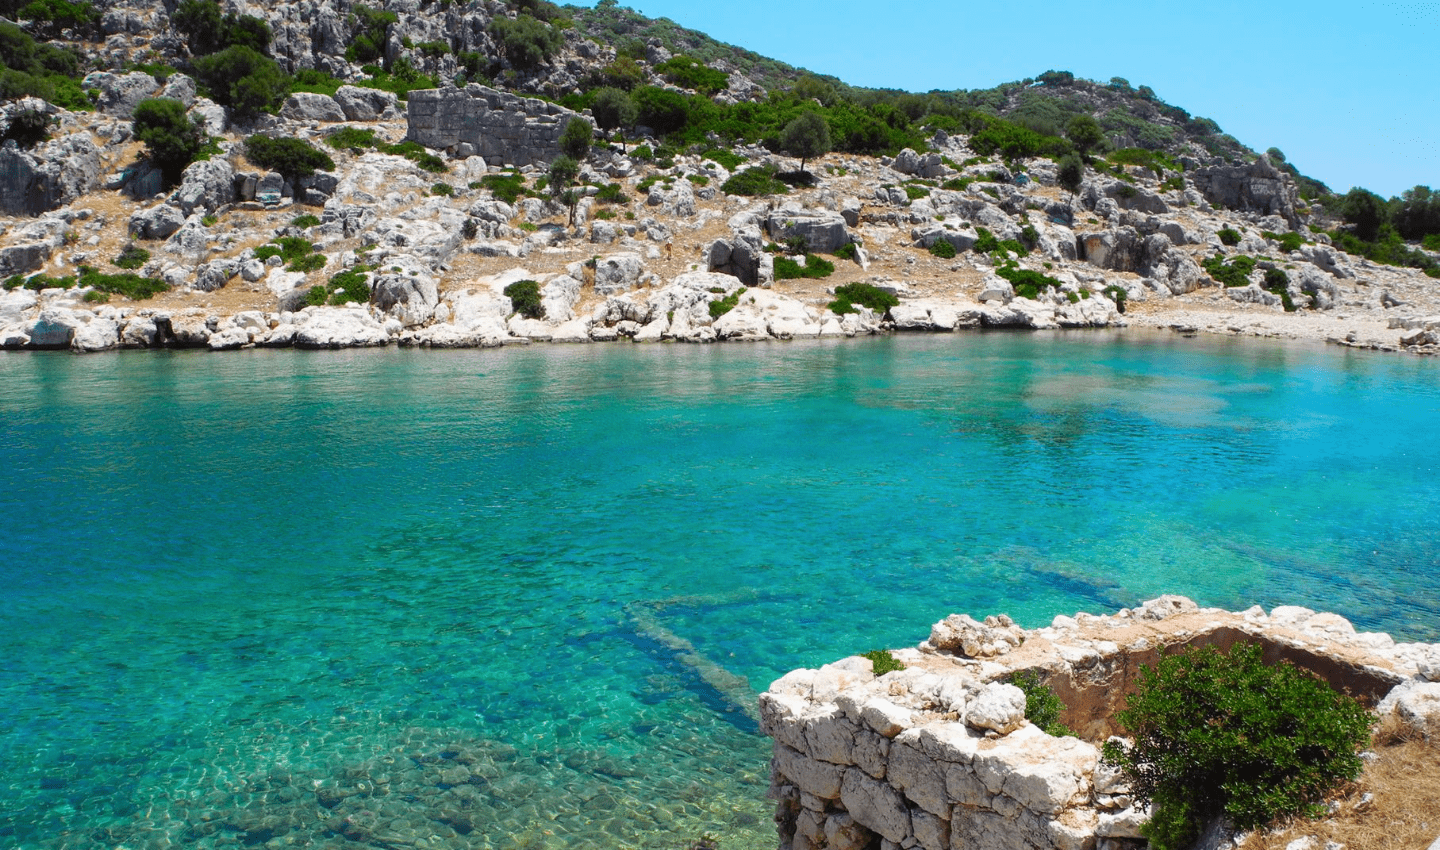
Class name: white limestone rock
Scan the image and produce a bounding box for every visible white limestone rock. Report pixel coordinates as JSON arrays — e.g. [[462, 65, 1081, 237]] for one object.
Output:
[[965, 682, 1026, 735]]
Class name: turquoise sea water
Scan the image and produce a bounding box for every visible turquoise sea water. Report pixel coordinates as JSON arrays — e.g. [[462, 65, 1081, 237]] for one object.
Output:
[[2, 331, 1439, 850]]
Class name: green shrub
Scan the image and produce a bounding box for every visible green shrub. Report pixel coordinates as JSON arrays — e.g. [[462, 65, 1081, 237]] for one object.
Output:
[[415, 39, 449, 57], [290, 214, 320, 228], [132, 98, 207, 183], [1218, 227, 1242, 246], [326, 268, 370, 305], [702, 148, 745, 170], [1102, 284, 1128, 313], [76, 266, 167, 300], [1102, 643, 1370, 850], [721, 165, 789, 197], [112, 245, 150, 270], [774, 255, 834, 280], [290, 68, 344, 96], [304, 285, 328, 307], [287, 252, 327, 273], [504, 279, 544, 319], [632, 85, 690, 134], [928, 239, 956, 259], [431, 182, 454, 197], [830, 282, 897, 314], [480, 172, 527, 204], [244, 134, 335, 182], [1262, 267, 1296, 311], [595, 182, 626, 204], [345, 5, 397, 63], [1201, 254, 1257, 288], [904, 184, 930, 201], [686, 173, 709, 187], [861, 650, 905, 677], [593, 209, 615, 220], [374, 139, 447, 173], [630, 144, 653, 161], [16, 0, 99, 39], [997, 266, 1063, 300], [708, 286, 745, 319], [655, 55, 728, 93], [835, 242, 857, 261], [354, 58, 437, 102], [192, 46, 289, 119], [1006, 670, 1074, 737], [3, 272, 73, 291], [172, 0, 271, 55], [489, 13, 561, 70]]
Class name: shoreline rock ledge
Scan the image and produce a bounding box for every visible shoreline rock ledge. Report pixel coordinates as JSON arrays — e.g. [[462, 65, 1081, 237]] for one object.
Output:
[[759, 595, 1440, 850]]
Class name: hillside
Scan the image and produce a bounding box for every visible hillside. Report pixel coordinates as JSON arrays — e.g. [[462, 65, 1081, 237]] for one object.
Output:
[[1, 0, 1438, 358]]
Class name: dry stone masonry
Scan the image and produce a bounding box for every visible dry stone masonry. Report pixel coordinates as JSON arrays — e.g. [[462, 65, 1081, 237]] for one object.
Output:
[[760, 596, 1440, 850], [405, 84, 580, 166]]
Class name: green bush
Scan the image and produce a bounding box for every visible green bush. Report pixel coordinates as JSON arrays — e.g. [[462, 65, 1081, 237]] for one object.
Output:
[[835, 242, 857, 261], [354, 58, 437, 102], [830, 282, 897, 314], [655, 55, 728, 93], [172, 0, 272, 55], [324, 126, 379, 151], [702, 148, 745, 170], [132, 97, 207, 183], [1218, 227, 1242, 246], [304, 285, 328, 307], [431, 182, 454, 197], [16, 0, 99, 39], [1102, 643, 1370, 850], [244, 134, 335, 182], [633, 85, 691, 135], [345, 5, 397, 64], [290, 214, 320, 228], [326, 268, 370, 305], [375, 139, 446, 173], [1102, 284, 1128, 313], [720, 165, 789, 197], [415, 39, 449, 57], [1201, 254, 1257, 288], [76, 265, 167, 300], [774, 255, 834, 280], [192, 46, 289, 119], [112, 245, 150, 270], [630, 144, 653, 161], [290, 68, 344, 96], [481, 172, 528, 204], [861, 650, 905, 677], [595, 182, 626, 204], [997, 266, 1063, 300], [489, 13, 561, 70], [708, 286, 745, 319], [1006, 671, 1074, 737], [928, 239, 956, 259], [504, 279, 544, 319]]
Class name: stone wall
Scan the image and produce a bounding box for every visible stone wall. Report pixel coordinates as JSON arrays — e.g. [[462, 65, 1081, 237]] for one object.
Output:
[[405, 84, 579, 167], [760, 596, 1440, 850]]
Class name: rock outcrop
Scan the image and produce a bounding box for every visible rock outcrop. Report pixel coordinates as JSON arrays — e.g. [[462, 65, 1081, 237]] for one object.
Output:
[[406, 84, 579, 166], [1190, 156, 1301, 225]]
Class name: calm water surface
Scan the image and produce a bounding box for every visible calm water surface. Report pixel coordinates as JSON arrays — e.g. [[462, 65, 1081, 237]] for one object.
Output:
[[1, 331, 1438, 850]]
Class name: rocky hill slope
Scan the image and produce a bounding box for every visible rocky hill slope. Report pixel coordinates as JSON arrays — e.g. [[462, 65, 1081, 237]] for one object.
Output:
[[1, 0, 1438, 355]]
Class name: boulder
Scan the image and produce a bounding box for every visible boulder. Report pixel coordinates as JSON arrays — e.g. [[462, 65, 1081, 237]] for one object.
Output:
[[766, 208, 851, 254], [280, 93, 346, 123], [370, 259, 439, 326], [71, 316, 120, 352], [86, 71, 160, 117], [172, 158, 234, 215], [585, 253, 645, 295], [966, 682, 1027, 735], [0, 133, 103, 216], [26, 307, 83, 349], [293, 306, 390, 348], [129, 204, 186, 240], [334, 85, 400, 122]]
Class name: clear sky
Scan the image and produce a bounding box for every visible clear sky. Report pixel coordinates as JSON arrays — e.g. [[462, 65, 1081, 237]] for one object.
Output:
[[577, 0, 1438, 199]]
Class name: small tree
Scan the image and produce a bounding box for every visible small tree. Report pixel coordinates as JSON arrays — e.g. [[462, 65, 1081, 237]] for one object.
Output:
[[1057, 152, 1084, 196], [589, 87, 636, 150], [547, 154, 580, 226], [559, 116, 592, 161], [244, 134, 335, 186], [192, 45, 289, 120], [489, 13, 561, 70], [1065, 114, 1104, 159], [780, 110, 830, 175], [132, 97, 207, 183]]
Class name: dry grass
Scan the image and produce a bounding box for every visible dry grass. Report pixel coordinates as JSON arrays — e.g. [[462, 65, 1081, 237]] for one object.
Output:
[[1238, 729, 1440, 850]]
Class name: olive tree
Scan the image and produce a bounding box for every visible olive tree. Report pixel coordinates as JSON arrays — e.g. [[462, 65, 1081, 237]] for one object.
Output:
[[780, 110, 830, 175], [132, 97, 207, 183], [559, 116, 592, 161], [589, 87, 637, 150]]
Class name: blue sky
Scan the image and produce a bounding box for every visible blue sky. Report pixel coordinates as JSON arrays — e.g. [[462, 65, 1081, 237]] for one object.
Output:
[[579, 0, 1437, 198]]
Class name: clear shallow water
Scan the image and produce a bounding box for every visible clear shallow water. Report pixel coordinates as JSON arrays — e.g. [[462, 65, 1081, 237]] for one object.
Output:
[[1, 331, 1438, 850]]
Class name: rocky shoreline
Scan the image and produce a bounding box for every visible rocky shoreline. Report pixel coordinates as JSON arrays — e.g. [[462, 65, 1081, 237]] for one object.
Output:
[[760, 596, 1440, 850]]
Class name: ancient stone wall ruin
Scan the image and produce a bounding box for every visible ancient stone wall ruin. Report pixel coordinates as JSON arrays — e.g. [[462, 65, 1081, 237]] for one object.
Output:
[[760, 596, 1440, 850], [405, 84, 579, 167]]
